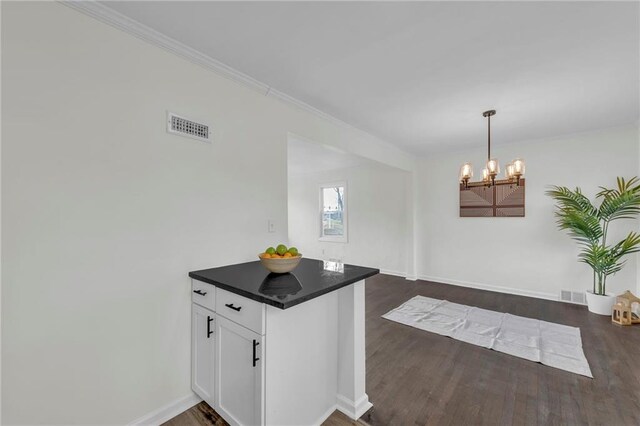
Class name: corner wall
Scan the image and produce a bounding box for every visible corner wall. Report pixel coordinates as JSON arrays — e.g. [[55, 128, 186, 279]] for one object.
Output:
[[416, 124, 640, 300]]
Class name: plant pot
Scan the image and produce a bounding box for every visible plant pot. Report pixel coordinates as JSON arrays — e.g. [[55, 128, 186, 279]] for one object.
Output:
[[585, 290, 616, 315]]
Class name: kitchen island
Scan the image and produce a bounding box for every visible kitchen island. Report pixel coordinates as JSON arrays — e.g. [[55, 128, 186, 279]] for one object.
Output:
[[189, 258, 379, 426]]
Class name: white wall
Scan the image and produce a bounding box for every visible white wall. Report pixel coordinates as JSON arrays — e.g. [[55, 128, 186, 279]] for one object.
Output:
[[416, 124, 640, 300], [0, 3, 414, 424], [288, 163, 410, 276]]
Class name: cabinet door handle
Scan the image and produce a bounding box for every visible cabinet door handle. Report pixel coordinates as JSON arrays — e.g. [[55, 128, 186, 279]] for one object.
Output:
[[253, 340, 260, 367], [225, 303, 242, 312], [207, 315, 213, 338], [193, 289, 207, 296]]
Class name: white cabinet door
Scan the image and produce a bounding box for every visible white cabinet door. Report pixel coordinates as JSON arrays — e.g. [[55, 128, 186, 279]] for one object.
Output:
[[192, 303, 215, 406], [215, 315, 264, 426]]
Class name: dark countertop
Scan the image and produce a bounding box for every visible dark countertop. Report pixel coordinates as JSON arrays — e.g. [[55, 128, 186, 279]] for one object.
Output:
[[189, 258, 379, 309]]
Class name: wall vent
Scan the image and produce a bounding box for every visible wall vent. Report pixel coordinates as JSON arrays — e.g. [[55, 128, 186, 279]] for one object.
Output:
[[167, 112, 211, 143], [560, 290, 587, 305]]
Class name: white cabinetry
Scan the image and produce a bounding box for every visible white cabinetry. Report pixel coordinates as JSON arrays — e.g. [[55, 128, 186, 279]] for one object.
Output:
[[216, 287, 265, 334], [191, 303, 215, 407], [192, 279, 215, 310], [192, 282, 265, 426], [191, 278, 369, 426], [215, 315, 265, 426]]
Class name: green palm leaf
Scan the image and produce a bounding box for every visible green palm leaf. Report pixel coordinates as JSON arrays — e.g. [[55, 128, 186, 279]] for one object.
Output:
[[554, 209, 602, 246], [546, 186, 597, 215], [577, 243, 604, 269], [609, 232, 640, 260], [597, 177, 640, 221]]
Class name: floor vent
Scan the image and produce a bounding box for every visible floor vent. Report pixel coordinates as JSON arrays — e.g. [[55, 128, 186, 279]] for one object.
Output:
[[560, 290, 587, 305], [167, 111, 211, 143]]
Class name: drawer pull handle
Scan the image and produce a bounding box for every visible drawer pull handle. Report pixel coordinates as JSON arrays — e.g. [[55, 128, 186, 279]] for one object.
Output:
[[225, 303, 242, 312], [253, 340, 260, 367], [193, 289, 207, 296], [207, 315, 213, 338]]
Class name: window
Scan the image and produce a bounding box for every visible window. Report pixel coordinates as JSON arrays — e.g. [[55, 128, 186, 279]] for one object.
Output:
[[319, 182, 347, 242]]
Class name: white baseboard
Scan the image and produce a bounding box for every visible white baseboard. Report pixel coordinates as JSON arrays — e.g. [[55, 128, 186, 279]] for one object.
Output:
[[128, 393, 202, 426], [374, 270, 556, 300], [379, 269, 406, 278], [312, 404, 338, 426], [417, 274, 558, 302], [378, 269, 418, 281], [336, 393, 373, 421]]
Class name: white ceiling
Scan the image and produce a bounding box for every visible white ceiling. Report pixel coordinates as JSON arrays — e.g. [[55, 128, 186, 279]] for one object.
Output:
[[103, 1, 639, 155]]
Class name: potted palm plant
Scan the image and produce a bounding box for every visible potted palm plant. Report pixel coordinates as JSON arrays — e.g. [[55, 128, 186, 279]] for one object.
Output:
[[547, 177, 640, 315]]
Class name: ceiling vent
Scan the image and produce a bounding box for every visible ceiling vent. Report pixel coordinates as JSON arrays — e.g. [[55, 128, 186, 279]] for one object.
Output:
[[167, 111, 211, 143], [560, 290, 586, 305]]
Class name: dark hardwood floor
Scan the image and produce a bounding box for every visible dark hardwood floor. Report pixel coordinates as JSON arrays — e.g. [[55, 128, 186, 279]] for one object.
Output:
[[164, 402, 228, 426], [167, 274, 640, 426], [365, 274, 640, 425], [163, 402, 362, 426]]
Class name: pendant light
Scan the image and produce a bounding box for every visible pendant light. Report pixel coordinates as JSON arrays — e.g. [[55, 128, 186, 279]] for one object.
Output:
[[459, 110, 525, 188]]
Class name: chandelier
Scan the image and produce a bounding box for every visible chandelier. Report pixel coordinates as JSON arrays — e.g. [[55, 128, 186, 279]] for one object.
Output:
[[459, 110, 525, 189]]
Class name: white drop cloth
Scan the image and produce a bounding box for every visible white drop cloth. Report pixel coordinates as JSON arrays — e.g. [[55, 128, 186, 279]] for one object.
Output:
[[382, 296, 593, 378]]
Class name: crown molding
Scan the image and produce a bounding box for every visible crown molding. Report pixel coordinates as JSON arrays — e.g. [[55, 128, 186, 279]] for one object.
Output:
[[59, 1, 408, 160]]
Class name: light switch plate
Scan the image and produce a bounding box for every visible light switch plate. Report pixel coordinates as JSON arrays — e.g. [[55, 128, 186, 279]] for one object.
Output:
[[268, 220, 275, 233]]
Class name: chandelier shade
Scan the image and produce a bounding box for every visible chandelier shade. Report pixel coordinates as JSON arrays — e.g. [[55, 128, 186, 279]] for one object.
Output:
[[482, 168, 490, 182], [486, 158, 500, 176], [512, 158, 525, 176], [505, 162, 514, 179], [459, 162, 473, 181]]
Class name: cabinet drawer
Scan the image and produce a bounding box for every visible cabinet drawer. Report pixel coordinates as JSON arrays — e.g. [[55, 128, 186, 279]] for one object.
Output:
[[216, 287, 265, 335], [192, 279, 215, 311]]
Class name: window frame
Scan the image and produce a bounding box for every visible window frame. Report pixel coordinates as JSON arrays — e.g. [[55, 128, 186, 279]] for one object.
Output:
[[319, 181, 348, 243]]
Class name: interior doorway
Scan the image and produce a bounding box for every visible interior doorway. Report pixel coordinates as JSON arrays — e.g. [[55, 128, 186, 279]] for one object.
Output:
[[287, 134, 411, 276]]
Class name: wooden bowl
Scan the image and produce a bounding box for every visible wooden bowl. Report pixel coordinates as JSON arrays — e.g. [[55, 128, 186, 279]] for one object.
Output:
[[258, 254, 302, 274]]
